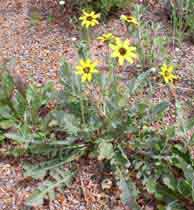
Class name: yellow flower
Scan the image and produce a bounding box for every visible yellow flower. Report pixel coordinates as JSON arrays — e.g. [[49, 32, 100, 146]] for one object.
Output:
[[79, 10, 100, 28], [76, 59, 98, 82], [109, 38, 137, 66], [97, 33, 115, 43], [160, 64, 177, 84], [120, 15, 139, 26]]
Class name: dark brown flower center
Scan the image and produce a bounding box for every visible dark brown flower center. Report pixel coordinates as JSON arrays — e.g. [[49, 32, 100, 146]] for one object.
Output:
[[83, 67, 90, 74], [87, 16, 93, 21], [119, 48, 127, 56], [164, 71, 170, 77]]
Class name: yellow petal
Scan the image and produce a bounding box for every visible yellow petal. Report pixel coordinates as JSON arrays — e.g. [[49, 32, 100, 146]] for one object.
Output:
[[123, 39, 130, 46], [87, 73, 92, 81], [83, 10, 89, 16], [168, 65, 174, 72], [118, 57, 125, 66], [81, 74, 87, 82], [109, 43, 118, 50], [75, 70, 83, 75], [111, 51, 119, 58]]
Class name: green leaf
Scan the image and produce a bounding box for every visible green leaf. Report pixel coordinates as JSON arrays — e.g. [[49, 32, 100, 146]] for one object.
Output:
[[118, 177, 140, 210], [23, 150, 84, 179], [192, 180, 194, 201], [26, 184, 47, 206], [51, 111, 80, 135], [0, 106, 12, 119], [0, 119, 16, 129], [166, 201, 186, 210], [59, 58, 72, 84], [190, 133, 194, 145], [26, 171, 74, 207], [165, 126, 175, 138], [0, 133, 5, 144], [1, 73, 14, 98], [162, 174, 177, 192], [145, 178, 157, 194], [152, 101, 169, 115], [130, 70, 151, 94], [12, 92, 26, 117], [26, 85, 40, 107], [98, 140, 114, 160], [175, 101, 187, 136], [177, 180, 192, 198], [177, 157, 194, 181], [186, 118, 194, 130], [114, 145, 131, 168], [5, 132, 32, 144]]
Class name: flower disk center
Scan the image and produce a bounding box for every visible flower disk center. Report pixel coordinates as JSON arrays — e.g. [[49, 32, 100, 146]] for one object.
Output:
[[164, 71, 170, 77], [119, 48, 127, 56], [83, 67, 91, 74], [86, 16, 93, 21]]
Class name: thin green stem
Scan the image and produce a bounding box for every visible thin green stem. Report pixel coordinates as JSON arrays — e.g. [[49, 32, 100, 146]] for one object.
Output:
[[80, 96, 86, 127], [86, 28, 91, 46]]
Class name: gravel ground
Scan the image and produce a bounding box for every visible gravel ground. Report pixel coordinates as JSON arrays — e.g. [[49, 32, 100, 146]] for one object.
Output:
[[0, 0, 78, 88], [0, 1, 194, 210]]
